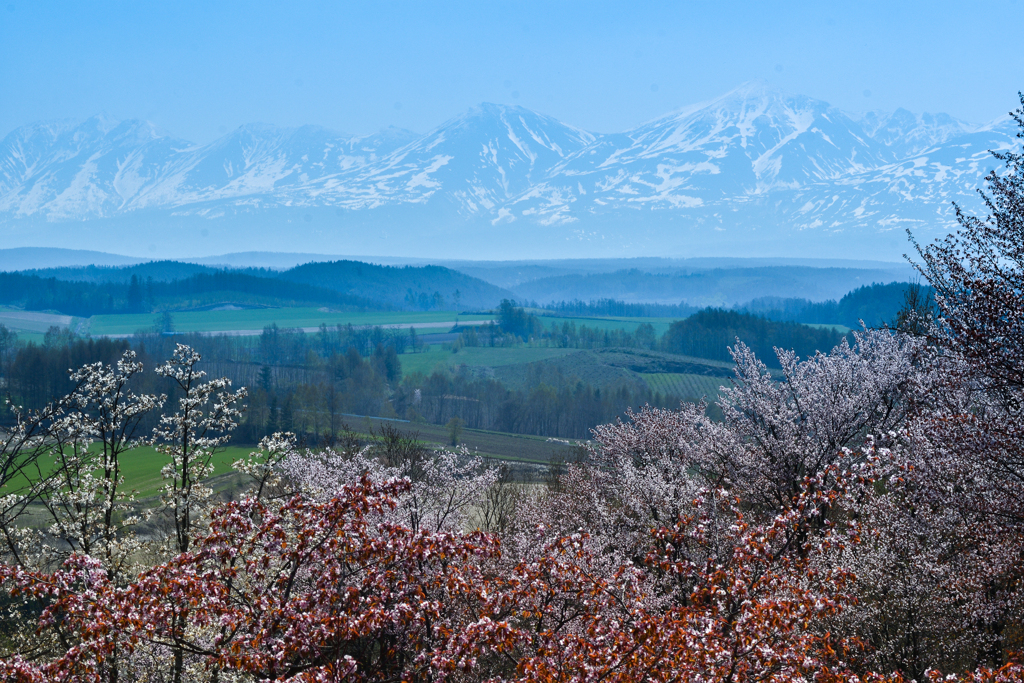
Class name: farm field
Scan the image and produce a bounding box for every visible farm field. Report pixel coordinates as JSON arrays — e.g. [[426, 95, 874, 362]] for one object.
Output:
[[113, 446, 255, 498], [344, 415, 576, 464], [399, 345, 741, 396], [0, 307, 82, 337], [87, 308, 493, 336], [535, 314, 678, 336], [400, 344, 577, 376], [1, 446, 255, 501], [493, 349, 646, 391], [642, 372, 732, 402], [1, 425, 569, 506]]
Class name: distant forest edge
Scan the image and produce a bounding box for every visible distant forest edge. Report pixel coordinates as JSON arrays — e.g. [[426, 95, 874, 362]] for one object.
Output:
[[0, 285, 932, 441], [4, 260, 513, 315], [0, 302, 903, 441], [1, 258, 926, 330]]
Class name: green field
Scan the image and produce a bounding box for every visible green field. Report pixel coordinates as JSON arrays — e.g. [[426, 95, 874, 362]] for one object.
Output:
[[641, 372, 732, 401], [1, 446, 255, 500], [0, 307, 84, 340], [401, 344, 577, 376], [536, 314, 678, 336], [1, 422, 571, 504], [2, 331, 46, 345], [87, 308, 492, 336]]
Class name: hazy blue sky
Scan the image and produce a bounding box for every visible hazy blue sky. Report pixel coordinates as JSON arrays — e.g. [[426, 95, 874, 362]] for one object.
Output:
[[2, 1, 1022, 142]]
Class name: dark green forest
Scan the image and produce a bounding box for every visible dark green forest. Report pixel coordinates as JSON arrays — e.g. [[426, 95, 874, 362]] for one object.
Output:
[[0, 270, 381, 316], [11, 259, 512, 315], [737, 282, 932, 328], [540, 298, 699, 318], [662, 309, 846, 364]]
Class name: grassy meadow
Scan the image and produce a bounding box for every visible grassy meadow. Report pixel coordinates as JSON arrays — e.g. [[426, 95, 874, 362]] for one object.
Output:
[[86, 308, 494, 336], [400, 344, 578, 376], [1, 426, 573, 506], [535, 313, 678, 336], [1, 446, 255, 501], [641, 372, 731, 402]]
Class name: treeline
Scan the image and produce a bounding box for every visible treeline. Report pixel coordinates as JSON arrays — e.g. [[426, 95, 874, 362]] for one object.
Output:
[[532, 283, 927, 332], [0, 320, 681, 442], [2, 336, 134, 413], [15, 259, 512, 314], [485, 300, 847, 363], [662, 309, 847, 363], [394, 365, 677, 439], [0, 270, 383, 317], [1, 298, 903, 441], [0, 326, 403, 443], [737, 282, 932, 328], [22, 260, 218, 284]]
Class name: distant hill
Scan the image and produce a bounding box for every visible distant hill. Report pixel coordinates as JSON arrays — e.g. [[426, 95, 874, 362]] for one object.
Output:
[[511, 266, 913, 308], [447, 257, 914, 290], [0, 259, 513, 317], [738, 282, 933, 329], [0, 248, 146, 272], [0, 270, 382, 317], [279, 261, 512, 311], [24, 261, 221, 283]]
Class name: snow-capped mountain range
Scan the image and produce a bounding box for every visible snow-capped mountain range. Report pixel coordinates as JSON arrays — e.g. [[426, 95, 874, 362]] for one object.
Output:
[[1, 82, 1018, 260]]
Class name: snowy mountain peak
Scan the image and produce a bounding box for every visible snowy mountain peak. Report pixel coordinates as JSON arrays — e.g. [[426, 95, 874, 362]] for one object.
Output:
[[542, 83, 888, 210], [334, 102, 598, 214], [858, 108, 975, 156], [0, 89, 1018, 261]]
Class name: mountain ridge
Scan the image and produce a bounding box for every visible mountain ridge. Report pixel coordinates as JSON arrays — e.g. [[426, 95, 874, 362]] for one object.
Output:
[[1, 84, 1018, 260]]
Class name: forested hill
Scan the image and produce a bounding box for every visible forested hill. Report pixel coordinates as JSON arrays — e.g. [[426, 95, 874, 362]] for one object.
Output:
[[0, 271, 383, 317], [5, 260, 514, 316], [510, 266, 912, 308], [21, 261, 225, 283], [278, 261, 511, 310], [4, 257, 926, 326], [24, 259, 513, 311], [662, 309, 847, 365], [738, 282, 933, 329]]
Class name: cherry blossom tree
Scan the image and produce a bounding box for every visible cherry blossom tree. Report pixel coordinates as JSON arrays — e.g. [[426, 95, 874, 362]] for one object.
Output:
[[281, 442, 499, 535], [28, 352, 164, 581], [556, 327, 927, 571], [897, 94, 1024, 672], [152, 343, 246, 557], [0, 476, 501, 683]]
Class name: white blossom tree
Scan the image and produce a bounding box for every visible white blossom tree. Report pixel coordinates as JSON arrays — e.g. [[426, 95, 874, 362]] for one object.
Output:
[[152, 344, 246, 556]]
